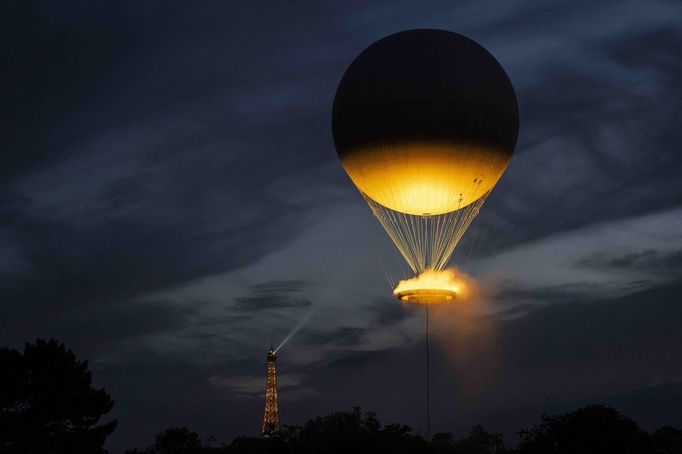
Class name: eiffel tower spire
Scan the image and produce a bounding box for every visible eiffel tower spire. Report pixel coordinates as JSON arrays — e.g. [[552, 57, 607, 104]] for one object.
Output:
[[262, 344, 280, 437]]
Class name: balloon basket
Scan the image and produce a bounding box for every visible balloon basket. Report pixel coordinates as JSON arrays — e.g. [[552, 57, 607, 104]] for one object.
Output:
[[394, 287, 457, 304]]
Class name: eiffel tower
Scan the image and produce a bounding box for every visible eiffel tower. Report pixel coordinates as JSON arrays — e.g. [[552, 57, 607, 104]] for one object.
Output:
[[261, 344, 280, 437]]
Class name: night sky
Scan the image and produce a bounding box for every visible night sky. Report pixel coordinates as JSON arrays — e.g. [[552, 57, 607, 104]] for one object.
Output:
[[2, 1, 682, 453]]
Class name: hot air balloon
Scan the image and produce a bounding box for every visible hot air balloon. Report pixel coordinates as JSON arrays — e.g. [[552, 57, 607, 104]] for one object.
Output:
[[332, 29, 518, 303]]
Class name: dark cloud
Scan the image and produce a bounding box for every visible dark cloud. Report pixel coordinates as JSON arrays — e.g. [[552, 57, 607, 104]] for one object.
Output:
[[194, 314, 254, 327], [302, 326, 366, 347], [610, 26, 682, 80], [232, 295, 312, 312], [469, 25, 682, 255], [495, 278, 682, 380], [0, 1, 132, 183], [53, 300, 194, 349], [0, 207, 301, 344], [249, 280, 307, 294], [493, 302, 536, 319], [230, 280, 313, 312], [494, 282, 600, 305], [578, 249, 682, 274], [314, 349, 388, 371], [366, 296, 412, 325]]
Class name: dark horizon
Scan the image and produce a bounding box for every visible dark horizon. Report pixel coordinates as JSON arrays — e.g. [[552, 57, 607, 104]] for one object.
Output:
[[2, 1, 682, 453]]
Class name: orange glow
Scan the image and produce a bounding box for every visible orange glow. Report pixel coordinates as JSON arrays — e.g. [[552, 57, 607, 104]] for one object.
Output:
[[393, 268, 472, 304], [340, 141, 510, 216]]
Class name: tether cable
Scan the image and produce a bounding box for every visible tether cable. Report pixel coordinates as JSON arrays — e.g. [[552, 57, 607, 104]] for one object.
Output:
[[425, 302, 430, 442]]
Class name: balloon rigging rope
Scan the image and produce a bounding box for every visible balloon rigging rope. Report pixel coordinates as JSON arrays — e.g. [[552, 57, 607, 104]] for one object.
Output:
[[363, 192, 490, 273]]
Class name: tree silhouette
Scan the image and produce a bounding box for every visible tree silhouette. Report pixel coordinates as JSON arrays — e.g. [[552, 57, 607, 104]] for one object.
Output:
[[127, 427, 205, 454], [652, 426, 682, 454], [280, 407, 427, 454], [128, 405, 681, 454], [430, 426, 507, 454], [516, 405, 651, 454], [454, 425, 506, 454], [0, 338, 116, 453], [431, 432, 456, 452]]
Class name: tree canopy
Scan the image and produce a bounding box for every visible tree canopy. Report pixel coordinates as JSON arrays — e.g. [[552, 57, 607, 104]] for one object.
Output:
[[128, 405, 682, 454], [0, 339, 116, 454], [516, 405, 652, 454]]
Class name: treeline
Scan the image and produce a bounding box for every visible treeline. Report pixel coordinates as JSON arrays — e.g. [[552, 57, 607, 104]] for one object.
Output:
[[1, 339, 680, 454], [126, 406, 682, 454]]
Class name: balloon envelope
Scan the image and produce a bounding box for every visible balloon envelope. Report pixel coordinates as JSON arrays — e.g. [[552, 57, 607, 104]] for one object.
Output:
[[333, 29, 518, 216]]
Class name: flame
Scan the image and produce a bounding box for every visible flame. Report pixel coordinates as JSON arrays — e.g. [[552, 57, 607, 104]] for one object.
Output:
[[393, 268, 473, 303]]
